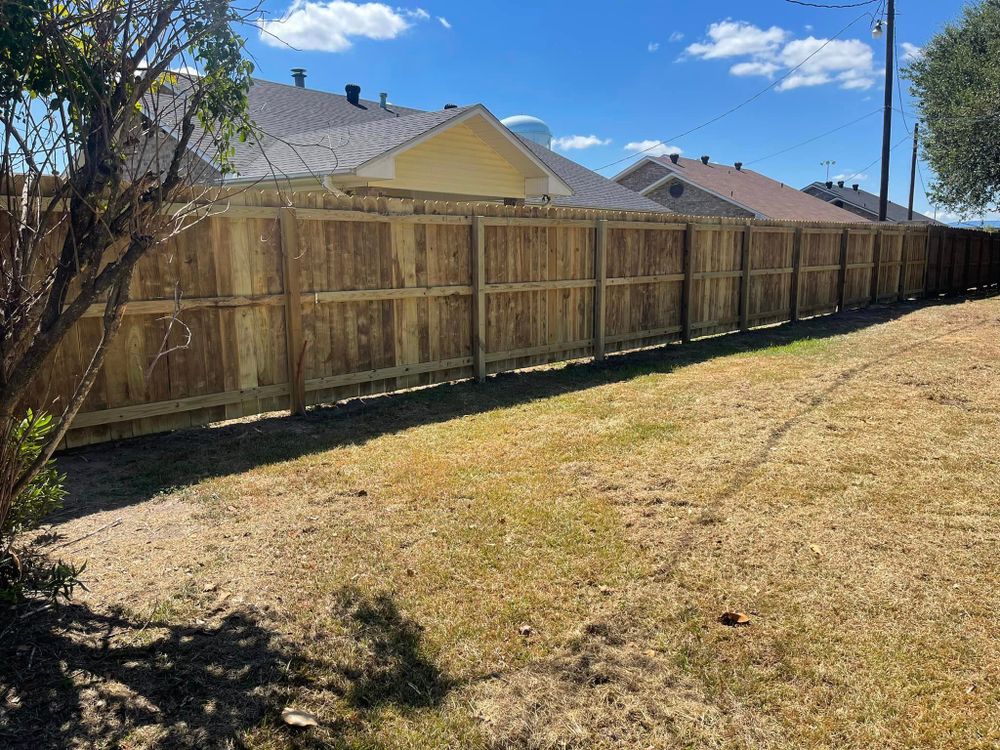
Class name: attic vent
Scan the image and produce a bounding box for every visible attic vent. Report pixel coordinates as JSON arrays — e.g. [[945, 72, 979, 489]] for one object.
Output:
[[837, 180, 845, 188], [701, 155, 710, 165], [291, 68, 306, 88], [734, 162, 743, 171], [444, 103, 458, 109], [669, 182, 684, 198], [345, 83, 361, 105], [852, 184, 860, 191]]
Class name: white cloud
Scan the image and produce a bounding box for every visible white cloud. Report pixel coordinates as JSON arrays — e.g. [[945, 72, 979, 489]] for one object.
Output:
[[685, 20, 787, 60], [625, 141, 683, 157], [668, 31, 685, 43], [258, 1, 423, 52], [730, 60, 780, 77], [648, 42, 660, 53], [901, 42, 923, 61], [170, 65, 199, 77], [438, 16, 451, 29], [553, 134, 612, 151], [686, 20, 877, 93]]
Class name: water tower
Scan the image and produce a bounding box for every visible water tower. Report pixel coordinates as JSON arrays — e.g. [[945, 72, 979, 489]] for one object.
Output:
[[501, 115, 552, 150]]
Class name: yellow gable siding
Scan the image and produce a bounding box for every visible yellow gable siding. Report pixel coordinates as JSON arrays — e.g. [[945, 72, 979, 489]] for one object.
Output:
[[373, 122, 526, 199]]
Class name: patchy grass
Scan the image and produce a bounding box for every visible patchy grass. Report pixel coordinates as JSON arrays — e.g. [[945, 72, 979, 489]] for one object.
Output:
[[3, 296, 1000, 749]]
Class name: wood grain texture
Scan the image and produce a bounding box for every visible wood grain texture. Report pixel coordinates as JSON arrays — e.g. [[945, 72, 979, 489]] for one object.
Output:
[[12, 189, 980, 448]]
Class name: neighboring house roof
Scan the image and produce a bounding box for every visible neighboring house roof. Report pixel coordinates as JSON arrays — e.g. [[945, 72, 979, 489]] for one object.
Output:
[[803, 182, 941, 224], [615, 155, 867, 222], [153, 76, 667, 212], [518, 139, 669, 213]]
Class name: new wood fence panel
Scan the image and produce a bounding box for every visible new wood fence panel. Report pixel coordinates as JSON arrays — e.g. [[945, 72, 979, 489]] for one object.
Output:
[[844, 230, 876, 305], [604, 226, 684, 352], [690, 225, 742, 337], [747, 227, 795, 326], [12, 188, 989, 448], [799, 230, 842, 316]]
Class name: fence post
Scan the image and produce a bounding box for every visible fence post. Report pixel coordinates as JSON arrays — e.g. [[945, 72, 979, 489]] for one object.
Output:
[[897, 230, 910, 301], [471, 216, 487, 381], [961, 233, 972, 294], [279, 206, 306, 416], [593, 219, 607, 361], [682, 222, 695, 343], [922, 227, 933, 297], [790, 227, 803, 322], [870, 228, 883, 305], [837, 227, 850, 311], [739, 224, 752, 331]]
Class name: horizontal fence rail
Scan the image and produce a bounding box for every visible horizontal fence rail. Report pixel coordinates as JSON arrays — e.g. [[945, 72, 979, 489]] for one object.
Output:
[[13, 190, 998, 448]]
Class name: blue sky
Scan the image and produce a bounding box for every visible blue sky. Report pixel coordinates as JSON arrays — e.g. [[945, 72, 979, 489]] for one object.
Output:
[[241, 0, 981, 221]]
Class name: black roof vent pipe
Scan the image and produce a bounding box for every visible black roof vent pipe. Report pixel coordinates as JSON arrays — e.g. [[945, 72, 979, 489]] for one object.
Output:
[[852, 183, 860, 191], [291, 68, 306, 88], [701, 155, 710, 165], [837, 180, 845, 188], [825, 181, 833, 189], [345, 83, 361, 105], [734, 161, 743, 171], [669, 153, 680, 164]]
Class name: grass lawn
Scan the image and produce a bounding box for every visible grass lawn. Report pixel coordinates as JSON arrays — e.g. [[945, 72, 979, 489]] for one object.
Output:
[[3, 295, 999, 749]]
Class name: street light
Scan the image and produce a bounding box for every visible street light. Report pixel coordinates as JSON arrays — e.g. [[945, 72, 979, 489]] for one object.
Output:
[[872, 19, 884, 39]]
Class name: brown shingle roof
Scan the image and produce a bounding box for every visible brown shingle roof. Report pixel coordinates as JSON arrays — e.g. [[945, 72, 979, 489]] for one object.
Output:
[[646, 156, 868, 222]]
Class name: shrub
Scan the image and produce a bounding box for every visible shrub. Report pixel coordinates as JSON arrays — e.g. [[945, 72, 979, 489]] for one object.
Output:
[[0, 412, 83, 606]]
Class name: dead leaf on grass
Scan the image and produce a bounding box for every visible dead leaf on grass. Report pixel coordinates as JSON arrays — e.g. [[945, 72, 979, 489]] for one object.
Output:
[[518, 624, 534, 637], [809, 544, 823, 557], [281, 707, 319, 728], [718, 611, 752, 627]]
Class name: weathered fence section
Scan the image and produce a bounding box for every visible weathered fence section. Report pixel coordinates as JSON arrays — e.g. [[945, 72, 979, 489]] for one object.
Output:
[[22, 192, 999, 448]]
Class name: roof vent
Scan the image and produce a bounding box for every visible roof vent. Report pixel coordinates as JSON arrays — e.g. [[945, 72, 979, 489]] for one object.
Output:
[[852, 183, 859, 191], [669, 153, 680, 164], [701, 155, 710, 165], [825, 181, 833, 189], [444, 103, 458, 109], [345, 83, 361, 105], [379, 92, 388, 109], [291, 68, 306, 88], [734, 161, 743, 171], [837, 180, 845, 188]]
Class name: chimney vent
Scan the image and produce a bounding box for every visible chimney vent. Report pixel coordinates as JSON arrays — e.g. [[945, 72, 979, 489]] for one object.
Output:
[[379, 92, 388, 109], [734, 161, 743, 171], [669, 153, 680, 164], [701, 155, 710, 165], [291, 68, 306, 88], [852, 183, 859, 191], [443, 103, 458, 109], [837, 180, 845, 188], [345, 83, 361, 105], [825, 181, 833, 189]]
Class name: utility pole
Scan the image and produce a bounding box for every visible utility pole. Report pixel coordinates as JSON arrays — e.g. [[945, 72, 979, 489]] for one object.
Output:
[[907, 122, 918, 221], [877, 0, 895, 222]]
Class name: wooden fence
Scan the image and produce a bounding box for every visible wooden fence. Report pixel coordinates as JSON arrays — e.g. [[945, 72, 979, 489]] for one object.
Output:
[[23, 192, 1000, 448]]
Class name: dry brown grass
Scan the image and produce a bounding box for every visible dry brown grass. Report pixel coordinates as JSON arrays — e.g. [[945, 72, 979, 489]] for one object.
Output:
[[3, 295, 999, 749]]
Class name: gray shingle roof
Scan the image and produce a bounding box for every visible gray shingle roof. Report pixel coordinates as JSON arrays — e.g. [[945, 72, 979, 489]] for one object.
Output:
[[519, 140, 669, 213], [238, 106, 473, 181], [803, 182, 941, 224]]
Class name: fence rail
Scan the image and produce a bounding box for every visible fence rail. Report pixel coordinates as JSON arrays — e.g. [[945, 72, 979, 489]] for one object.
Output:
[[19, 191, 999, 448]]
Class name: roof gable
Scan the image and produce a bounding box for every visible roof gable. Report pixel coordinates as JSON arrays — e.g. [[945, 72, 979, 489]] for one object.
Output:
[[804, 182, 939, 224], [630, 155, 867, 223]]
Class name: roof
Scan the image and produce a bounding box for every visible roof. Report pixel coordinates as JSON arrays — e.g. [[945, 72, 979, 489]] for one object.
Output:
[[238, 106, 474, 181], [519, 139, 669, 213], [622, 155, 867, 222], [155, 76, 667, 212], [804, 182, 941, 224]]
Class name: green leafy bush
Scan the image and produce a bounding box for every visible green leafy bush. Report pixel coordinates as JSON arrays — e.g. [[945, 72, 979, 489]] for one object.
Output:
[[0, 412, 83, 605]]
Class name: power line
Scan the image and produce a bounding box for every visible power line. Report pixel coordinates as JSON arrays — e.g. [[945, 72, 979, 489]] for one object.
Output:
[[595, 10, 872, 172], [745, 108, 882, 166], [784, 0, 879, 7], [839, 131, 911, 185]]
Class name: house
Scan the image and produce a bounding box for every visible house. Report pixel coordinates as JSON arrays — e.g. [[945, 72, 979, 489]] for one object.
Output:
[[802, 180, 941, 224], [152, 72, 667, 213], [613, 154, 866, 222]]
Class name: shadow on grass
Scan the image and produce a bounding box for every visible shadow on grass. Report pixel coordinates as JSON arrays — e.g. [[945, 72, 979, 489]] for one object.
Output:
[[51, 297, 980, 521], [0, 586, 451, 748]]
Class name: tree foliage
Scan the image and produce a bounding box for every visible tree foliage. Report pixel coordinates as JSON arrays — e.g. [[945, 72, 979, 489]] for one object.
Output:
[[906, 0, 1000, 215], [0, 0, 257, 587]]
